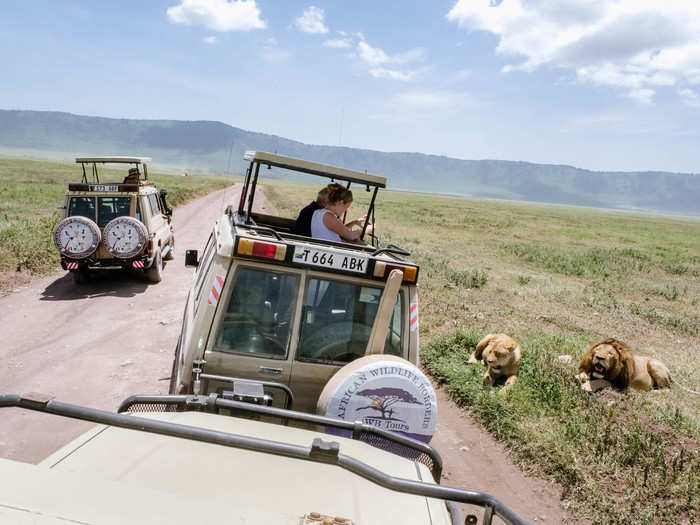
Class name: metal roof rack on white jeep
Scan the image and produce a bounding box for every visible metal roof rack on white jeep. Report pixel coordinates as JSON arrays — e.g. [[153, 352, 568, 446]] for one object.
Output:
[[75, 156, 152, 184]]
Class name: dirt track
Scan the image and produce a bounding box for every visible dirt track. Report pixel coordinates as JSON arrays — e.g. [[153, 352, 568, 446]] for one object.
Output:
[[0, 185, 572, 523]]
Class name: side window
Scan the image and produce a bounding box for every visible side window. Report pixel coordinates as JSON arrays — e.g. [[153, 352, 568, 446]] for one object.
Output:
[[297, 279, 403, 364], [194, 235, 216, 312], [147, 194, 161, 216], [68, 197, 96, 222], [213, 267, 299, 359]]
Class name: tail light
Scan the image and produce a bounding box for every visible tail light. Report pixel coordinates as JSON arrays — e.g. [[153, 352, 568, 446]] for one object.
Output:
[[373, 261, 419, 284], [237, 238, 286, 261], [147, 239, 153, 257]]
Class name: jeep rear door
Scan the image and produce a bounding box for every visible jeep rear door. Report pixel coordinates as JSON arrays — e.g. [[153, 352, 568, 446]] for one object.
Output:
[[203, 264, 301, 406], [288, 273, 406, 412]]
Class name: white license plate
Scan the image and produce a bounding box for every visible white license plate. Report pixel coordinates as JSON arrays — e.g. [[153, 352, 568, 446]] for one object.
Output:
[[91, 184, 119, 192], [293, 246, 368, 273]]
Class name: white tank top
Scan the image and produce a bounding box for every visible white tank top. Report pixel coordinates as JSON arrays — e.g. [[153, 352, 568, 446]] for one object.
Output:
[[311, 209, 341, 242]]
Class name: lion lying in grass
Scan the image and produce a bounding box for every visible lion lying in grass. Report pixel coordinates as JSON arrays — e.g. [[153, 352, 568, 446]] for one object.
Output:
[[468, 333, 521, 388], [576, 338, 671, 391]]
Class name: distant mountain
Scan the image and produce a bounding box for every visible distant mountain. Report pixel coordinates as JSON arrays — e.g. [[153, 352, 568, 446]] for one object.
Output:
[[1, 109, 698, 216]]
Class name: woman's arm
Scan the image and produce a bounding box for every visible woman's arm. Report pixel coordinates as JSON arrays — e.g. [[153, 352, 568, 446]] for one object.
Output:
[[323, 212, 372, 241]]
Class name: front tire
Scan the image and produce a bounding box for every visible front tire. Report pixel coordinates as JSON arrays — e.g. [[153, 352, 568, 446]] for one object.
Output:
[[146, 250, 163, 283]]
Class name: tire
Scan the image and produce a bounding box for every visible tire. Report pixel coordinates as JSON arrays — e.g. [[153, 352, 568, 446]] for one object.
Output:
[[72, 269, 90, 284], [146, 250, 163, 283], [163, 238, 175, 261]]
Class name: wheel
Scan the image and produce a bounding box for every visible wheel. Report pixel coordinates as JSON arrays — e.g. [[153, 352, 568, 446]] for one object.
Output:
[[146, 250, 163, 283], [72, 269, 90, 284], [163, 237, 175, 261]]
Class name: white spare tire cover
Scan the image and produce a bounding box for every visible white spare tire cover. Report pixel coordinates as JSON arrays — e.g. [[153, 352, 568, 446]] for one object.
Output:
[[102, 216, 148, 259], [53, 216, 101, 259], [317, 355, 437, 444]]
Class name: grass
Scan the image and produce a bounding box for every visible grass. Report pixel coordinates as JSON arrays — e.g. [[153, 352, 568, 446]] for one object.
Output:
[[260, 178, 700, 524], [0, 156, 235, 292]]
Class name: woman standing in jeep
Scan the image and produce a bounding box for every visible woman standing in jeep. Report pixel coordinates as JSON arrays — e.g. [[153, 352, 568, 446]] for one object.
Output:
[[311, 186, 373, 243]]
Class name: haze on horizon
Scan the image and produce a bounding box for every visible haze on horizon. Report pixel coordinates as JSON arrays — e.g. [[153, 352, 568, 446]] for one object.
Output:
[[1, 1, 700, 175]]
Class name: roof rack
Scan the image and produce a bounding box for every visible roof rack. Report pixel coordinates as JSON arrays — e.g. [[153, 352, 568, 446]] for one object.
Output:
[[117, 392, 440, 480], [0, 393, 530, 525], [238, 151, 383, 245], [75, 156, 151, 183]]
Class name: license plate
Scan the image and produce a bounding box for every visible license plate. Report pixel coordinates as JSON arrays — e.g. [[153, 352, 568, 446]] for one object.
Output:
[[91, 184, 119, 192], [293, 246, 368, 273]]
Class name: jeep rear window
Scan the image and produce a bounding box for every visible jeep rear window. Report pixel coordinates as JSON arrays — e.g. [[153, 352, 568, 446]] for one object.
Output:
[[213, 267, 299, 359], [296, 278, 403, 364], [96, 197, 131, 227], [68, 197, 96, 222]]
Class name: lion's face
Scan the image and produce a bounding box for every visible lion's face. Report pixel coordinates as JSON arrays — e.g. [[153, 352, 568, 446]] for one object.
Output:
[[589, 343, 623, 380], [483, 345, 518, 374]]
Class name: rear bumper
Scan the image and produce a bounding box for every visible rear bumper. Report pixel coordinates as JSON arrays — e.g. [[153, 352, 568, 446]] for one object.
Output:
[[61, 256, 151, 271]]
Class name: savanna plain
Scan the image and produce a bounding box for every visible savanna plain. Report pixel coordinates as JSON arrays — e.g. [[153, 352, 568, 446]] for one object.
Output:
[[1, 157, 699, 524]]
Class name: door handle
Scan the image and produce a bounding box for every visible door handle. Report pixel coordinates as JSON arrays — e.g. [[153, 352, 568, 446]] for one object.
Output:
[[259, 366, 283, 376]]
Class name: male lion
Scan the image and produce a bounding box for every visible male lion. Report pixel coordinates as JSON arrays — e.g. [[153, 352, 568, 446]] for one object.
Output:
[[468, 333, 521, 388], [576, 338, 671, 391]]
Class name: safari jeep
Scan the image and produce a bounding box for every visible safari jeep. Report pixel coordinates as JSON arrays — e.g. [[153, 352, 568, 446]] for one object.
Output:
[[170, 151, 421, 413], [0, 392, 529, 524], [53, 156, 174, 283]]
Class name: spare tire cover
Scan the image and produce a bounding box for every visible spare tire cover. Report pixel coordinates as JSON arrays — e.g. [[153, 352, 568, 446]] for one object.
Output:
[[102, 216, 148, 259], [317, 355, 437, 443], [53, 216, 101, 259]]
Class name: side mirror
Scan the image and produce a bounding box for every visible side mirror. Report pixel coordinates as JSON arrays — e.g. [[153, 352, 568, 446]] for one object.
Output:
[[185, 249, 199, 267], [159, 188, 173, 216]]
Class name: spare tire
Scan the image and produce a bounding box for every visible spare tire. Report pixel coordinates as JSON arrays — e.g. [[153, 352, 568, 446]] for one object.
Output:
[[317, 355, 438, 444], [103, 216, 148, 259], [54, 216, 101, 259]]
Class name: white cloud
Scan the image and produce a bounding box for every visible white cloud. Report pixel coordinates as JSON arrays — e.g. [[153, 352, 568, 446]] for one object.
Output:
[[324, 38, 351, 49], [167, 0, 265, 32], [355, 39, 425, 81], [369, 68, 414, 81], [203, 36, 217, 44], [447, 0, 700, 103], [679, 87, 700, 107], [294, 6, 328, 34]]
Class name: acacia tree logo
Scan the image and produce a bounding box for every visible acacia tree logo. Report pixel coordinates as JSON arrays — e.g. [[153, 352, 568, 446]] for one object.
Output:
[[355, 387, 420, 421]]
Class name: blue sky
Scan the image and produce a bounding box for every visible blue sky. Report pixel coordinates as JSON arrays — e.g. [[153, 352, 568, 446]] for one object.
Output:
[[2, 1, 700, 173]]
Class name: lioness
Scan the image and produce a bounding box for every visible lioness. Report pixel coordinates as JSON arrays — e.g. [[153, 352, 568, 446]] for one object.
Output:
[[468, 333, 521, 388], [577, 338, 671, 391]]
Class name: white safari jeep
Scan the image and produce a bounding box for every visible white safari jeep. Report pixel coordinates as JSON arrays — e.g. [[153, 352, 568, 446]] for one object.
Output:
[[0, 392, 530, 525], [170, 152, 422, 413], [53, 156, 174, 283]]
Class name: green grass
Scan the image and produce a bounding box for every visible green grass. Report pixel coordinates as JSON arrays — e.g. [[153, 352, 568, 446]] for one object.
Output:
[[0, 157, 235, 291], [422, 331, 699, 525], [261, 178, 700, 524]]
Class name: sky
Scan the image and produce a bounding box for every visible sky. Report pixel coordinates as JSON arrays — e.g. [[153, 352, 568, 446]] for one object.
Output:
[[2, 0, 700, 173]]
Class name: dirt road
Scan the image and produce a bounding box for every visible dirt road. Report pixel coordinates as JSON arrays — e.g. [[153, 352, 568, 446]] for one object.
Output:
[[0, 185, 572, 523]]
